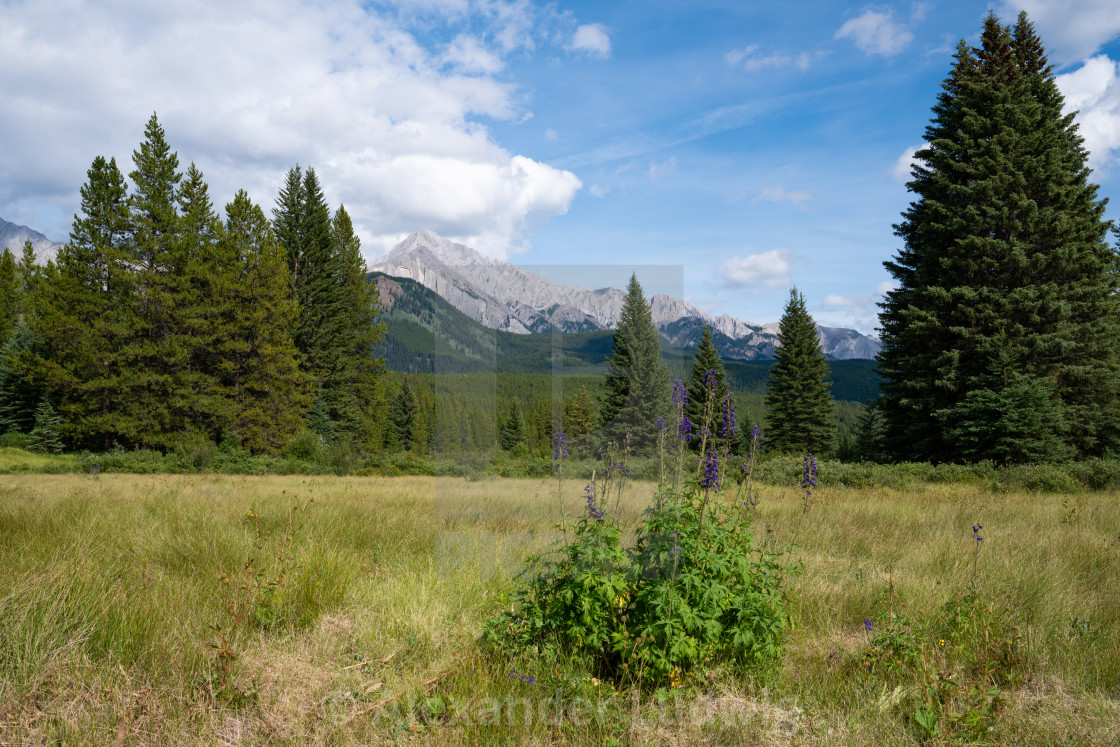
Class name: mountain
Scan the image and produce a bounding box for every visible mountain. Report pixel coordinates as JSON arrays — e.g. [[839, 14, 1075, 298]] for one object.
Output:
[[371, 271, 881, 401], [370, 229, 880, 361], [0, 217, 63, 263]]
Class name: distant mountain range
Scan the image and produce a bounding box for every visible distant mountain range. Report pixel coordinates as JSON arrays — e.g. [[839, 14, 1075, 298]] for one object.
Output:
[[370, 229, 880, 361], [0, 217, 63, 263], [371, 271, 882, 402]]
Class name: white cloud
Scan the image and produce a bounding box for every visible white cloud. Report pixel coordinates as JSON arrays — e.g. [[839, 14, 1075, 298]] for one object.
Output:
[[441, 34, 504, 74], [0, 0, 582, 259], [647, 157, 677, 180], [568, 23, 611, 59], [755, 185, 811, 208], [717, 250, 791, 291], [891, 143, 927, 181], [1000, 0, 1120, 65], [725, 45, 819, 72], [589, 184, 610, 198], [835, 9, 913, 57], [1057, 55, 1120, 169], [544, 128, 559, 140], [818, 283, 895, 332]]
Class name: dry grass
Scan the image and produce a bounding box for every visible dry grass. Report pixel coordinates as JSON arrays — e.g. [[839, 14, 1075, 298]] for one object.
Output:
[[1, 473, 1117, 745]]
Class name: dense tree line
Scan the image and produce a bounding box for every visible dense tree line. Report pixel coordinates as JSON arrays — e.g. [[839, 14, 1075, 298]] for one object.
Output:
[[0, 114, 385, 454]]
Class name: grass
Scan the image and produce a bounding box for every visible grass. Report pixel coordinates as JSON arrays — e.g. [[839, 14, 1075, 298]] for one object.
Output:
[[0, 472, 1117, 744]]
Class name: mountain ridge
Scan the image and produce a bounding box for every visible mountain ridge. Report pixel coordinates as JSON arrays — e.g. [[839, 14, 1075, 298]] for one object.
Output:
[[0, 216, 63, 263], [370, 229, 881, 361]]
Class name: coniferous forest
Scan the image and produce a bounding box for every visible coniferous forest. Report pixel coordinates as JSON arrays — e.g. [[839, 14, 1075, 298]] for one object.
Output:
[[2, 11, 1120, 477]]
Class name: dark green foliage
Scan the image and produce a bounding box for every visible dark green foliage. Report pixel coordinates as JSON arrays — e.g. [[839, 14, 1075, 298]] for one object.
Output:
[[30, 154, 133, 449], [15, 240, 41, 300], [389, 378, 418, 451], [600, 275, 671, 454], [0, 248, 16, 341], [27, 399, 64, 453], [765, 289, 835, 455], [272, 170, 385, 444], [562, 386, 598, 457], [686, 324, 729, 451], [878, 12, 1120, 463], [499, 401, 528, 452], [0, 318, 40, 434], [852, 399, 887, 463]]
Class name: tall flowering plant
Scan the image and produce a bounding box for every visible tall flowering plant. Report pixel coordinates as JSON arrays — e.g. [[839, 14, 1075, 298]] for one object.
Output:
[[486, 376, 799, 689]]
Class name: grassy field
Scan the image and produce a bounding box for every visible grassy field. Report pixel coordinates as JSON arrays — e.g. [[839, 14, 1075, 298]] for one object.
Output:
[[1, 472, 1117, 745]]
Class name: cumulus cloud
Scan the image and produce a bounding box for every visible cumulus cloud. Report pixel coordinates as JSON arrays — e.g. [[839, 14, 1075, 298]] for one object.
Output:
[[589, 184, 610, 198], [568, 23, 611, 59], [755, 185, 811, 208], [441, 34, 504, 74], [717, 250, 791, 291], [835, 9, 913, 57], [0, 0, 582, 259], [725, 44, 819, 72], [892, 143, 928, 181], [1057, 55, 1120, 169], [1000, 0, 1120, 65]]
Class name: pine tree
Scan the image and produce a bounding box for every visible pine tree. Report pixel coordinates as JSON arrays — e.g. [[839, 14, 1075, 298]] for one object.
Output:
[[389, 378, 418, 451], [686, 324, 730, 451], [119, 113, 184, 447], [500, 401, 528, 452], [16, 240, 41, 300], [0, 318, 41, 434], [27, 399, 64, 453], [0, 248, 16, 341], [600, 274, 671, 453], [878, 12, 1120, 462], [563, 386, 598, 456], [214, 190, 311, 453], [30, 155, 133, 449], [765, 289, 834, 455]]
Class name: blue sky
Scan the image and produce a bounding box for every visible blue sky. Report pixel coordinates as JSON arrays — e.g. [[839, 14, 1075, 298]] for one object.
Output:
[[2, 1, 1120, 333]]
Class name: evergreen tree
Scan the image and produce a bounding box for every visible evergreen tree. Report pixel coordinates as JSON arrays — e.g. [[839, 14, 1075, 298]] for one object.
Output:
[[389, 378, 418, 451], [30, 155, 132, 449], [500, 401, 528, 452], [765, 289, 834, 455], [853, 398, 886, 463], [685, 324, 730, 451], [15, 240, 41, 300], [27, 399, 64, 453], [0, 248, 16, 341], [215, 190, 312, 453], [119, 112, 184, 447], [563, 386, 598, 456], [878, 12, 1120, 462], [0, 318, 41, 434], [600, 274, 671, 453]]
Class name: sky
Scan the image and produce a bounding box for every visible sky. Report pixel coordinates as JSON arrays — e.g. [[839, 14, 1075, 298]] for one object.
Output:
[[2, 0, 1120, 335]]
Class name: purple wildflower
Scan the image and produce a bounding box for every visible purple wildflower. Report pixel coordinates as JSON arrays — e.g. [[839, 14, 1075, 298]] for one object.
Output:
[[672, 379, 688, 406], [801, 454, 817, 498], [720, 392, 737, 440], [678, 416, 693, 442], [972, 524, 984, 543], [585, 483, 605, 522], [655, 417, 667, 432], [552, 432, 568, 462], [700, 449, 720, 491], [864, 618, 873, 632], [704, 369, 717, 396], [509, 670, 536, 685]]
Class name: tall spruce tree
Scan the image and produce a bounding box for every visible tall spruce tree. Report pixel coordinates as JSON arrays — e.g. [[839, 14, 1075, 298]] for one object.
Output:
[[215, 191, 311, 452], [878, 12, 1120, 462], [0, 248, 16, 341], [0, 318, 40, 434], [600, 274, 671, 453], [686, 324, 730, 451], [30, 155, 133, 449], [765, 289, 834, 455]]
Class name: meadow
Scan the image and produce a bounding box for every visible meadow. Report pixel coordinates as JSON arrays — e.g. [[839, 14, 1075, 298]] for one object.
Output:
[[1, 469, 1117, 745]]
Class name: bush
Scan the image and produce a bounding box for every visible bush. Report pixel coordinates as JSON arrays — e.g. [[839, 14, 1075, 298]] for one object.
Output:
[[485, 399, 796, 688]]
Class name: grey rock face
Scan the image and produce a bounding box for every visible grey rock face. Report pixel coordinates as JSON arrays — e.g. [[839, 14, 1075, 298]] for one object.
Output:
[[0, 217, 63, 263], [370, 229, 881, 360]]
